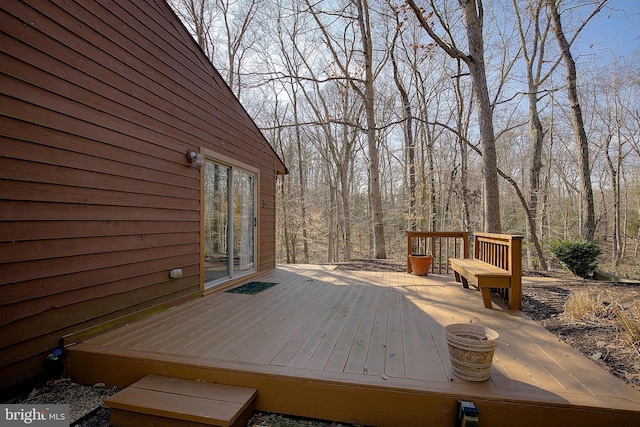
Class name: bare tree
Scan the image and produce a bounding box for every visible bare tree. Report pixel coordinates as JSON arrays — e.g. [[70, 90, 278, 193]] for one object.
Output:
[[216, 0, 262, 97], [591, 63, 636, 264], [355, 0, 387, 258], [547, 0, 608, 241], [512, 0, 553, 269], [304, 0, 387, 258], [169, 0, 217, 58], [389, 6, 417, 230], [406, 0, 502, 233]]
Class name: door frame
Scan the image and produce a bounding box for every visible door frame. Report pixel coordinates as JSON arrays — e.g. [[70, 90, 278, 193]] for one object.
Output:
[[200, 148, 260, 291]]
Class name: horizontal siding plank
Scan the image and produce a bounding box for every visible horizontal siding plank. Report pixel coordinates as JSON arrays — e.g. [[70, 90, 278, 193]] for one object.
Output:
[[0, 73, 196, 163], [2, 138, 197, 192], [0, 352, 52, 393], [1, 179, 198, 210], [1, 157, 198, 201], [1, 4, 232, 146], [1, 264, 200, 326], [0, 201, 200, 222], [0, 284, 199, 371], [1, 254, 198, 306], [0, 243, 199, 286], [1, 276, 200, 350], [0, 220, 198, 242], [0, 94, 198, 174], [0, 232, 199, 263], [1, 120, 196, 182]]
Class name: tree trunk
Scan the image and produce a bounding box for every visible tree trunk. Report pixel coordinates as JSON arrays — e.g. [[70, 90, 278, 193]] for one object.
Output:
[[340, 125, 353, 261], [279, 170, 291, 263], [426, 123, 437, 231], [356, 0, 386, 258], [512, 0, 549, 270], [459, 0, 501, 233], [407, 0, 502, 233], [525, 90, 549, 269], [390, 20, 417, 231], [454, 60, 472, 234], [293, 92, 309, 263], [327, 165, 337, 263], [548, 0, 596, 241]]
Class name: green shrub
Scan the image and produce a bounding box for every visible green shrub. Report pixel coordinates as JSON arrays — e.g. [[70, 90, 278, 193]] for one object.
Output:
[[549, 240, 601, 278]]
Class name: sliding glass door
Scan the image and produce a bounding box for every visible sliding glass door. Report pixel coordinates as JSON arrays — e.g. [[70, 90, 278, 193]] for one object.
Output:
[[233, 169, 255, 275], [203, 159, 255, 287]]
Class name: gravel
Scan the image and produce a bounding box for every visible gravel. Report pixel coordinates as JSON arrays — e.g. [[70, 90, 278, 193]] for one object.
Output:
[[14, 377, 118, 426]]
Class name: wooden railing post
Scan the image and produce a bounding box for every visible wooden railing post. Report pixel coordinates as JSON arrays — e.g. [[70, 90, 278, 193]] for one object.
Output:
[[509, 235, 523, 310], [406, 231, 469, 274]]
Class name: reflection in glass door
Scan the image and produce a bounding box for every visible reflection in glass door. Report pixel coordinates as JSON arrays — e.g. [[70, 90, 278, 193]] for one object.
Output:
[[203, 159, 256, 287], [233, 170, 255, 275], [204, 162, 230, 283]]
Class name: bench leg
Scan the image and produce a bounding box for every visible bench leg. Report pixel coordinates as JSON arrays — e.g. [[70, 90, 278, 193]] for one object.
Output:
[[454, 271, 470, 288], [480, 288, 493, 308], [509, 283, 522, 310], [460, 276, 469, 289]]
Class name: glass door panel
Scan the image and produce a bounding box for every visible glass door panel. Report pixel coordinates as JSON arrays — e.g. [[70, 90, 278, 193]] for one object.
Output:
[[204, 162, 230, 283], [203, 159, 256, 288], [233, 170, 255, 274]]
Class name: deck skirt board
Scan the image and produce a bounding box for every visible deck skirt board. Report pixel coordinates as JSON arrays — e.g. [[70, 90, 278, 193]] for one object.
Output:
[[68, 266, 640, 426], [105, 375, 257, 427]]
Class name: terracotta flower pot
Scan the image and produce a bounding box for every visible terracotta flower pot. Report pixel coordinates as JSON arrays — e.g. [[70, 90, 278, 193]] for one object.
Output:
[[409, 255, 433, 276]]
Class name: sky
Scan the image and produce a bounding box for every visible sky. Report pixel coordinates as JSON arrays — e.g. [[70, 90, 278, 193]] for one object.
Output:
[[577, 0, 640, 66]]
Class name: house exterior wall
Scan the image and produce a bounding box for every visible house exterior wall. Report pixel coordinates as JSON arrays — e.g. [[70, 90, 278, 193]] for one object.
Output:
[[0, 0, 285, 392]]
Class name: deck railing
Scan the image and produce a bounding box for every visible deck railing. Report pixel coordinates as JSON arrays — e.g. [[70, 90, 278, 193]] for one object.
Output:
[[406, 231, 469, 274]]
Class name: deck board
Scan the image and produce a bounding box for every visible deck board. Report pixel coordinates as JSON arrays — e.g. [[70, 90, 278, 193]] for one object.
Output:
[[342, 279, 380, 375], [66, 265, 640, 426], [323, 282, 373, 373]]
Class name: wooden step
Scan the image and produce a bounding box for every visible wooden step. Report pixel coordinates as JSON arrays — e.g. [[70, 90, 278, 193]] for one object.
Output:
[[105, 375, 257, 427]]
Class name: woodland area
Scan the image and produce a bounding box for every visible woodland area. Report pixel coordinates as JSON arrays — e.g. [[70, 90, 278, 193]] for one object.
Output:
[[169, 0, 640, 274]]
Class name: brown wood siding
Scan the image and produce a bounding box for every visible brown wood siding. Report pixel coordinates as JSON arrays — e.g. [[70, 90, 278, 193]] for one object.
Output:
[[0, 0, 284, 391]]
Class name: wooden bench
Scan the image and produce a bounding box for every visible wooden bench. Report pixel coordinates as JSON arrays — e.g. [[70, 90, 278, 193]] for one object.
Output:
[[449, 233, 523, 310]]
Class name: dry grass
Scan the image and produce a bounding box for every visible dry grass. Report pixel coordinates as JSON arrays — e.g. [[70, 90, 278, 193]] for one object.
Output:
[[562, 288, 640, 359], [562, 289, 618, 326]]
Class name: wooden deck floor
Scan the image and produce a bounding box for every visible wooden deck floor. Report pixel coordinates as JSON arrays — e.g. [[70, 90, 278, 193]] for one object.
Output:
[[66, 265, 640, 426]]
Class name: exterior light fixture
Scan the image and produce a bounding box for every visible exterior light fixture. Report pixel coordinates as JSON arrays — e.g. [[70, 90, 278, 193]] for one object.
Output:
[[187, 150, 203, 167]]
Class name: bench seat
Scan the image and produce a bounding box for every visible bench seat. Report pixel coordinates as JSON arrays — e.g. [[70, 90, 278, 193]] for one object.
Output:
[[449, 258, 513, 308]]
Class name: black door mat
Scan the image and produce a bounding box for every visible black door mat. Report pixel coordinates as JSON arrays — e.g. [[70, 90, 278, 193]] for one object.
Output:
[[226, 281, 279, 295]]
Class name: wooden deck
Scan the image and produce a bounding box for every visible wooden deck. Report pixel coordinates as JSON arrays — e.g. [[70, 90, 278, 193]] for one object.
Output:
[[65, 265, 640, 426]]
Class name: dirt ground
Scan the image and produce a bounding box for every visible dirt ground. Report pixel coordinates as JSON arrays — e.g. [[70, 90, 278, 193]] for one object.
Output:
[[520, 272, 640, 391], [12, 260, 640, 426]]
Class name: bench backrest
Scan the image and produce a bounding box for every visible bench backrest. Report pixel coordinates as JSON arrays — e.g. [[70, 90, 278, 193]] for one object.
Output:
[[474, 232, 523, 277]]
